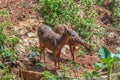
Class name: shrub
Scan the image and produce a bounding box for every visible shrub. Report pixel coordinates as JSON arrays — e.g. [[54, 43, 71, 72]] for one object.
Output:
[[39, 0, 80, 26], [0, 63, 16, 80], [0, 9, 19, 65]]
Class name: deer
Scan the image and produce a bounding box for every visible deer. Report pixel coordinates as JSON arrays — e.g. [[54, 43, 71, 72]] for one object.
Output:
[[54, 24, 92, 61], [37, 24, 75, 68]]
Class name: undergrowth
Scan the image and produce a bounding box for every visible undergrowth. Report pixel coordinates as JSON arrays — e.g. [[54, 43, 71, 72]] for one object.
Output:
[[0, 8, 19, 79]]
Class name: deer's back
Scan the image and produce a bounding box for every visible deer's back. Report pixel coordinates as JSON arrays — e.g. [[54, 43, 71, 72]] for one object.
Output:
[[37, 24, 61, 51]]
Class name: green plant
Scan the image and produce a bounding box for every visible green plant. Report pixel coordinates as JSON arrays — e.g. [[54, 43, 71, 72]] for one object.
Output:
[[39, 0, 80, 26], [29, 47, 40, 59], [0, 24, 19, 64], [116, 6, 120, 17], [114, 4, 120, 26], [80, 0, 95, 8], [117, 76, 120, 80], [0, 9, 19, 65], [20, 0, 32, 8], [79, 47, 86, 55], [0, 9, 10, 17], [0, 8, 19, 80], [29, 47, 45, 68], [95, 0, 104, 6], [1, 48, 19, 64], [41, 71, 57, 80], [58, 65, 70, 79], [0, 62, 16, 80], [117, 47, 120, 54], [0, 21, 10, 50], [94, 46, 120, 80], [10, 37, 19, 47], [36, 62, 46, 68], [72, 63, 81, 79], [83, 70, 99, 80]]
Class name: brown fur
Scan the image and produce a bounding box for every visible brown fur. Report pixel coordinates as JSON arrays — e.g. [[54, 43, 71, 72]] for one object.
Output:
[[54, 24, 92, 61], [37, 24, 74, 68]]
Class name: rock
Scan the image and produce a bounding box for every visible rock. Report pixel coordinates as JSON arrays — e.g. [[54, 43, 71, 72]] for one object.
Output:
[[23, 38, 29, 43], [61, 47, 66, 55], [108, 32, 115, 38], [29, 38, 39, 47], [27, 19, 39, 26], [19, 21, 30, 28], [28, 32, 36, 38], [23, 42, 29, 46], [19, 39, 23, 44], [15, 44, 26, 53], [20, 28, 28, 35], [61, 45, 70, 55]]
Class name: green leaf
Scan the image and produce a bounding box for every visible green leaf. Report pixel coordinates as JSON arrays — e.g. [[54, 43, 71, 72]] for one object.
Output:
[[82, 70, 89, 77], [101, 58, 111, 64], [117, 47, 120, 54], [101, 58, 116, 66], [99, 46, 111, 59], [41, 71, 57, 80], [115, 54, 120, 59], [11, 37, 19, 46], [29, 51, 36, 58], [0, 9, 10, 17], [94, 62, 103, 69], [116, 7, 120, 17], [92, 71, 99, 77], [108, 53, 116, 58]]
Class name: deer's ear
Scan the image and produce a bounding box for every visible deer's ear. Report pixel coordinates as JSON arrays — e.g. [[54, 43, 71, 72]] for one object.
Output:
[[71, 25, 76, 30], [63, 24, 69, 31], [54, 24, 58, 31]]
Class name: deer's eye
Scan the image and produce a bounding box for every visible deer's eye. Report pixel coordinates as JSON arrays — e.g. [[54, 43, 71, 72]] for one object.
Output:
[[72, 35, 75, 37]]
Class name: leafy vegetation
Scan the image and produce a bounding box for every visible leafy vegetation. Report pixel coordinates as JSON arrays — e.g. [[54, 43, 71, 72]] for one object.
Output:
[[0, 9, 19, 64], [0, 9, 19, 79], [29, 47, 40, 59], [93, 46, 120, 80], [41, 71, 57, 80], [0, 62, 16, 80], [38, 0, 80, 26], [82, 46, 120, 80], [95, 0, 104, 6], [83, 70, 99, 80]]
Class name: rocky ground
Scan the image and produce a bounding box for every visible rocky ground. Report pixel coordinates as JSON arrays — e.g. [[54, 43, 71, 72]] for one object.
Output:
[[0, 0, 120, 79]]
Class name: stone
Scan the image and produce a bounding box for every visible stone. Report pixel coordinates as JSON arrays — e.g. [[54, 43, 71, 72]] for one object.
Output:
[[15, 44, 26, 53], [20, 28, 28, 35], [108, 32, 115, 38], [28, 32, 36, 38]]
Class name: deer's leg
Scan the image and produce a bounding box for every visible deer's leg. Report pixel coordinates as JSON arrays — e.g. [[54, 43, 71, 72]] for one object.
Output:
[[40, 42, 45, 62], [40, 47, 45, 62], [53, 51, 60, 69], [54, 51, 57, 68], [56, 50, 61, 68], [70, 45, 75, 61]]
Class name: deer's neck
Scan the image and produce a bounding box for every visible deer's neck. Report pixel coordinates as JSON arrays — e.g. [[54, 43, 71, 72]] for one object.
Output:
[[58, 33, 70, 47]]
